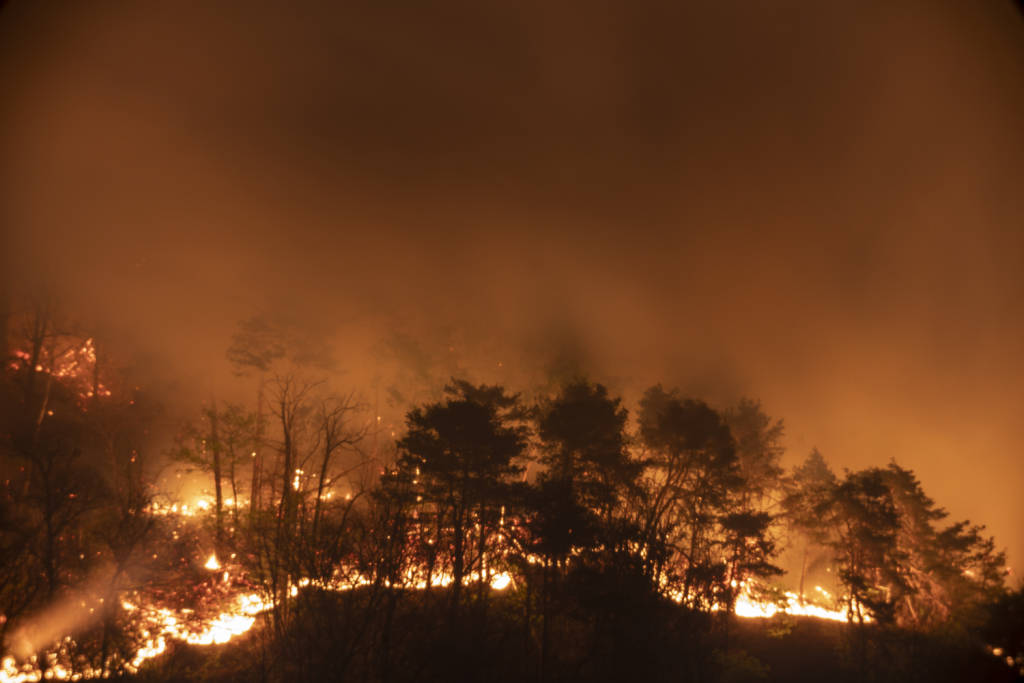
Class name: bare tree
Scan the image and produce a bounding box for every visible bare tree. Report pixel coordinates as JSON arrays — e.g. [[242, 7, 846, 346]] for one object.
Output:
[[226, 316, 285, 521], [311, 393, 368, 543]]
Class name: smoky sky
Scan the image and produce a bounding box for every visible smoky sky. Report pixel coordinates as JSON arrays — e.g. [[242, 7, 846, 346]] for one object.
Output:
[[2, 1, 1023, 570]]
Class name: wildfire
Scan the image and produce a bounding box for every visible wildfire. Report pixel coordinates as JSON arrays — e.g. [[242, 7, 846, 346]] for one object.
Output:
[[119, 592, 270, 670], [733, 587, 863, 622], [490, 572, 513, 591], [0, 571, 858, 683], [9, 339, 112, 403], [147, 497, 220, 518], [665, 580, 867, 624], [0, 500, 868, 683]]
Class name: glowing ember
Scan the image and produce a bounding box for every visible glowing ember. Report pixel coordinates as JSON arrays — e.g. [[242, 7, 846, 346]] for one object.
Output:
[[664, 579, 867, 624], [118, 592, 271, 672], [8, 339, 112, 404], [490, 572, 512, 591], [0, 496, 871, 683], [0, 571, 866, 683], [734, 584, 866, 623], [147, 498, 217, 518]]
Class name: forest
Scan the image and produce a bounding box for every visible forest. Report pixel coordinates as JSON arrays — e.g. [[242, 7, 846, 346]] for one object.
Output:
[[1, 302, 1022, 683]]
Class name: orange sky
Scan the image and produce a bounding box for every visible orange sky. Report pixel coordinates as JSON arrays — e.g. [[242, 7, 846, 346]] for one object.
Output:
[[2, 0, 1022, 574]]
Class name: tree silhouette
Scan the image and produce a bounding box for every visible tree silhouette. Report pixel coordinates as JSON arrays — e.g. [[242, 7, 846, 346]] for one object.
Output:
[[226, 316, 285, 520], [724, 397, 785, 512], [636, 385, 742, 610], [396, 380, 527, 616], [782, 448, 837, 603], [826, 468, 908, 624], [534, 379, 638, 555]]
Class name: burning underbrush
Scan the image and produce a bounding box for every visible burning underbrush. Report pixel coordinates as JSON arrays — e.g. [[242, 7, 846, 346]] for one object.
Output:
[[0, 506, 261, 682], [1, 340, 1018, 682], [0, 499, 848, 682], [126, 567, 1021, 683], [0, 497, 1019, 683]]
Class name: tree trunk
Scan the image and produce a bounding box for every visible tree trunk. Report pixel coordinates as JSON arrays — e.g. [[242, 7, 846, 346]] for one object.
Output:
[[312, 435, 331, 542], [451, 503, 464, 621], [798, 544, 808, 605], [250, 376, 265, 521], [229, 452, 239, 527], [43, 469, 56, 598], [210, 402, 224, 553], [478, 503, 489, 603], [540, 559, 550, 683]]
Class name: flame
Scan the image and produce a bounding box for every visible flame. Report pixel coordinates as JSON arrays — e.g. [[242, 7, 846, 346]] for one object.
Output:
[[147, 497, 222, 518], [0, 573, 864, 683], [0, 500, 873, 682], [490, 572, 512, 591], [118, 592, 270, 671], [663, 579, 867, 624], [734, 584, 867, 623], [8, 339, 112, 404]]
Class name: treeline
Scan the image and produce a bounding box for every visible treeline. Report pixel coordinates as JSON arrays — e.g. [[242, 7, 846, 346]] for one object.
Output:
[[0, 305, 1021, 682], [0, 302, 167, 674], [171, 376, 1017, 682]]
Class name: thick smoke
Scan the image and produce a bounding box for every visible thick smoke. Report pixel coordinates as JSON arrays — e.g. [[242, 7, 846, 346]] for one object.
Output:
[[2, 0, 1023, 569]]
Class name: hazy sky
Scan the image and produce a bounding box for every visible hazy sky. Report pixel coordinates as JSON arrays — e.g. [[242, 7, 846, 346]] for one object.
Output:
[[2, 1, 1023, 570]]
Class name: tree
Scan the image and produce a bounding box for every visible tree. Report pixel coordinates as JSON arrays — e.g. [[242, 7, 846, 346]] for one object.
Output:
[[720, 510, 783, 613], [215, 404, 258, 527], [0, 299, 163, 677], [782, 448, 838, 603], [309, 394, 366, 546], [826, 468, 908, 624], [820, 463, 1007, 628], [262, 374, 319, 629], [879, 462, 1006, 628], [173, 403, 257, 551], [636, 385, 742, 609], [526, 379, 640, 681], [396, 380, 527, 615], [226, 316, 285, 520], [723, 397, 785, 512], [2, 302, 106, 600], [534, 379, 638, 556]]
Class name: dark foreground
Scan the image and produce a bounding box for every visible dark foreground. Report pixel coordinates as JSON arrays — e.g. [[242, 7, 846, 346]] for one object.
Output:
[[131, 586, 1021, 683]]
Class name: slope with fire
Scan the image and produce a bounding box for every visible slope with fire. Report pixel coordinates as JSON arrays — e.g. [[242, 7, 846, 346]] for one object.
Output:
[[0, 309, 1020, 682]]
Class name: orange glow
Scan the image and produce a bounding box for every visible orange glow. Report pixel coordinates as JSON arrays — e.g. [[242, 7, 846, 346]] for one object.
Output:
[[490, 572, 513, 591], [9, 339, 113, 405], [0, 499, 871, 683]]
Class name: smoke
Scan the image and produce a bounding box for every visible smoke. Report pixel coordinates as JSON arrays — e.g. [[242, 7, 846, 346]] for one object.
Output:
[[5, 572, 117, 660], [1, 0, 1023, 568]]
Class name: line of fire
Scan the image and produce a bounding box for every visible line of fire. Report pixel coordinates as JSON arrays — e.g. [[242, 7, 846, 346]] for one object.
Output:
[[0, 305, 1021, 682]]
